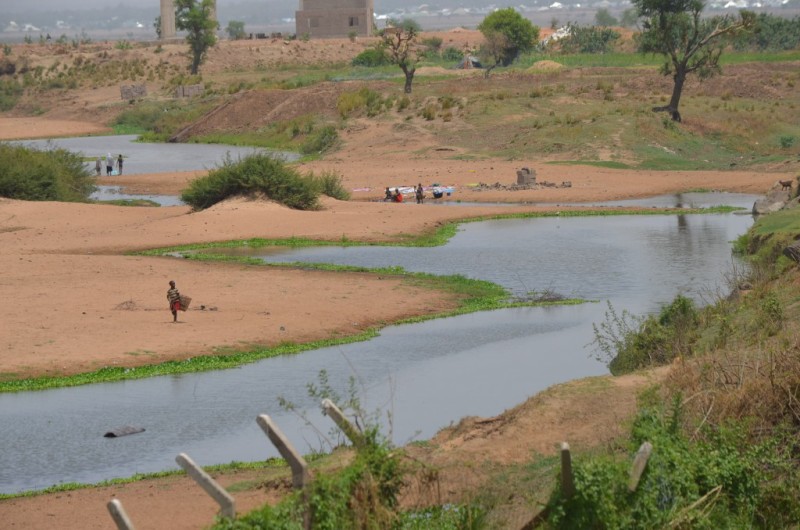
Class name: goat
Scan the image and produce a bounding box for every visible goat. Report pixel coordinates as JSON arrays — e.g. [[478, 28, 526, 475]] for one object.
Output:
[[779, 179, 793, 191]]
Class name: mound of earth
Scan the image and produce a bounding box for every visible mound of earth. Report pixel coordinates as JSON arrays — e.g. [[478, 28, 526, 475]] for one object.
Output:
[[170, 82, 386, 141], [528, 60, 564, 72]]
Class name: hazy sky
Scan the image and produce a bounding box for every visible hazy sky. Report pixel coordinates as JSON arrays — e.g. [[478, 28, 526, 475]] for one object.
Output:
[[1, 0, 251, 10]]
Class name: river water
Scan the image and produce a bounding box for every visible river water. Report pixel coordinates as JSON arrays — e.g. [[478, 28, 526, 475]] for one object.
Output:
[[0, 194, 757, 494], [13, 135, 299, 175]]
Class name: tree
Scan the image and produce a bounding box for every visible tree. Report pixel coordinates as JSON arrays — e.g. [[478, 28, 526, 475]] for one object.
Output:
[[478, 8, 539, 76], [226, 20, 246, 40], [175, 0, 218, 75], [633, 0, 754, 122], [382, 26, 419, 94], [594, 8, 619, 27]]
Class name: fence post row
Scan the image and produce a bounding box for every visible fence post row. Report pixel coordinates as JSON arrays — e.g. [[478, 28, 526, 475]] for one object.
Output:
[[107, 498, 136, 530], [175, 452, 236, 520], [256, 414, 310, 489], [321, 398, 366, 449]]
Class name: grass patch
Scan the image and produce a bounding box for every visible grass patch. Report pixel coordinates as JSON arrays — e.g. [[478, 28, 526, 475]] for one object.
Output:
[[92, 199, 161, 207], [546, 160, 633, 169]]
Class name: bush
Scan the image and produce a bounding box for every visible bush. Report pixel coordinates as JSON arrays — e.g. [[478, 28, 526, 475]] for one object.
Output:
[[337, 87, 384, 118], [442, 46, 464, 62], [592, 296, 698, 375], [352, 47, 388, 67], [0, 78, 23, 111], [311, 170, 350, 200], [546, 402, 764, 528], [0, 143, 94, 202], [300, 125, 338, 155], [559, 24, 620, 54], [180, 153, 320, 210]]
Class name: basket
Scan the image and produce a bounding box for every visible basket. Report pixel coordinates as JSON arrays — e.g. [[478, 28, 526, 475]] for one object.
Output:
[[179, 295, 192, 311]]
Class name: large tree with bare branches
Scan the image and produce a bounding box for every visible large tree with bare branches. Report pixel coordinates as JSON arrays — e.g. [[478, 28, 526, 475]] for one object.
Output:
[[633, 0, 754, 122]]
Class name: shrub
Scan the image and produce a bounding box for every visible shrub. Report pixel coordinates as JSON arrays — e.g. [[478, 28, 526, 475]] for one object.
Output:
[[352, 47, 388, 67], [559, 24, 620, 54], [546, 402, 764, 528], [592, 296, 698, 375], [779, 135, 795, 149], [0, 143, 94, 202], [312, 170, 350, 200], [442, 46, 463, 62], [180, 153, 320, 210], [300, 125, 338, 155], [0, 78, 23, 111]]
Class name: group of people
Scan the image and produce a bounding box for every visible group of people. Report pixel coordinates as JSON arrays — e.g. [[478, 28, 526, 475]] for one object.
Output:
[[383, 183, 426, 204], [95, 153, 124, 176]]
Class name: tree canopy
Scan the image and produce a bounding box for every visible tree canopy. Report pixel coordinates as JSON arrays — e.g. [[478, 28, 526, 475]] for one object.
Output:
[[175, 0, 218, 75], [633, 0, 754, 121], [478, 8, 539, 73]]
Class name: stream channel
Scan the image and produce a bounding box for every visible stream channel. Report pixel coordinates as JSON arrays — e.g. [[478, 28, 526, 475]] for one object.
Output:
[[0, 193, 758, 495]]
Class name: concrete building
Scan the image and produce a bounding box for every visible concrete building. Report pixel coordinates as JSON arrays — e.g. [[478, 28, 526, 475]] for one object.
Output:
[[295, 0, 374, 38]]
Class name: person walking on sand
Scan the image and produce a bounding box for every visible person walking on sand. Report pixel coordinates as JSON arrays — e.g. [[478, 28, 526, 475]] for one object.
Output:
[[106, 153, 114, 176], [167, 280, 181, 323], [95, 156, 102, 176], [116, 154, 124, 175]]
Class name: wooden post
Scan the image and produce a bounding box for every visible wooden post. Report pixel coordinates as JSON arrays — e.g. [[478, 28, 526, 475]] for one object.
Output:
[[628, 441, 653, 492], [176, 452, 236, 519], [560, 442, 575, 499], [256, 414, 310, 489], [321, 398, 366, 449], [107, 499, 136, 530]]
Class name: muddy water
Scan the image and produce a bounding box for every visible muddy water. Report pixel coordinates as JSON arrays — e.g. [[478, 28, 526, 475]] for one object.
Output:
[[0, 204, 756, 494]]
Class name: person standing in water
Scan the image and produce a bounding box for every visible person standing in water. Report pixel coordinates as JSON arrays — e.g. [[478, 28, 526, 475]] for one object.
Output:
[[116, 154, 124, 175], [95, 156, 102, 176], [105, 153, 114, 176]]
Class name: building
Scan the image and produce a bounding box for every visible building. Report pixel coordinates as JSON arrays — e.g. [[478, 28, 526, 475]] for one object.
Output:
[[295, 0, 374, 38]]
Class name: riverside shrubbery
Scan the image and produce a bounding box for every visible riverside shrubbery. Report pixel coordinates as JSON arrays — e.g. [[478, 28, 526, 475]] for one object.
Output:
[[0, 143, 94, 201], [181, 153, 349, 210], [592, 295, 699, 376]]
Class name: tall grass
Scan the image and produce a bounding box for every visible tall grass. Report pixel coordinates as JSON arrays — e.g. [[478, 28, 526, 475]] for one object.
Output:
[[0, 143, 94, 201]]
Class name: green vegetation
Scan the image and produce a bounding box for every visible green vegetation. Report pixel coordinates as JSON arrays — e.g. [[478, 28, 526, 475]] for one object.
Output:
[[181, 153, 322, 210], [632, 0, 755, 121], [225, 20, 247, 40], [113, 99, 217, 141], [541, 206, 800, 526], [175, 0, 218, 74], [558, 24, 621, 54], [0, 143, 94, 202], [592, 296, 698, 376], [478, 7, 540, 73], [0, 78, 23, 111], [352, 47, 389, 67]]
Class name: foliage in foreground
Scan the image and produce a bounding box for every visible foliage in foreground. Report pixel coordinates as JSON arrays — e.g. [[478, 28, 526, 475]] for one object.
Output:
[[0, 143, 94, 201], [181, 153, 331, 210], [544, 398, 799, 528]]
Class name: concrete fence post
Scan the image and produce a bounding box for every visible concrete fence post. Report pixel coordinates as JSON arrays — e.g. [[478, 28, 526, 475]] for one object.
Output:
[[107, 498, 136, 530], [628, 441, 653, 492], [321, 398, 366, 449], [175, 452, 236, 520], [560, 442, 575, 499], [256, 414, 310, 489]]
